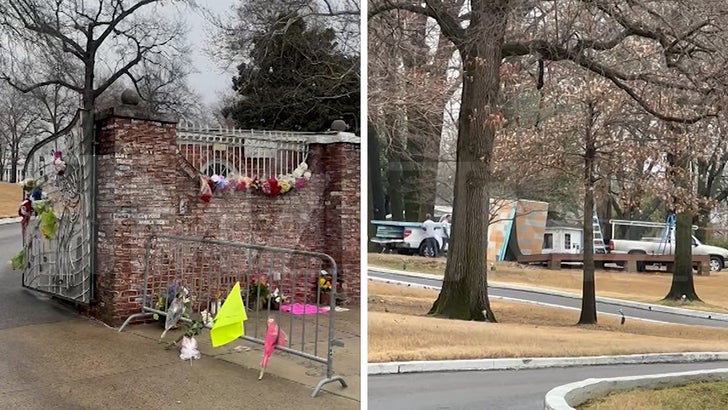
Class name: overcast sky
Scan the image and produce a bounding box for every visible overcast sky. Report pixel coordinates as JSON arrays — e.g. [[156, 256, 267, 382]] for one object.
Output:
[[185, 1, 236, 108]]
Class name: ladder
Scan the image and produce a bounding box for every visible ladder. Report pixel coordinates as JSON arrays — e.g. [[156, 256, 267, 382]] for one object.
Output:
[[593, 210, 607, 254], [657, 214, 676, 255]]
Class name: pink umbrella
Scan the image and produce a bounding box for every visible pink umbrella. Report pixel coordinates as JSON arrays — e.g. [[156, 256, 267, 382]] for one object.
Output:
[[258, 318, 287, 380]]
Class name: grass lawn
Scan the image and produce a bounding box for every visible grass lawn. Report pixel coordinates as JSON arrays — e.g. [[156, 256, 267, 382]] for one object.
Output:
[[367, 253, 728, 312], [0, 182, 21, 218], [579, 380, 728, 410], [368, 281, 728, 362]]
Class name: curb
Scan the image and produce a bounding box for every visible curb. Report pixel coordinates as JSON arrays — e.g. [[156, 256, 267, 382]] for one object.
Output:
[[544, 368, 728, 409], [367, 267, 728, 322], [368, 352, 728, 376], [0, 217, 21, 225]]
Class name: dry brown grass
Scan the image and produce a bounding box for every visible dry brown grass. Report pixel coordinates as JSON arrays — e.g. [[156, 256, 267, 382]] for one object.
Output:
[[579, 380, 728, 410], [368, 282, 728, 362], [0, 182, 20, 218], [368, 253, 728, 312]]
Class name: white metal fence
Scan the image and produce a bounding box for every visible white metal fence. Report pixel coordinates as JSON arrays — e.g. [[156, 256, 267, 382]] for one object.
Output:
[[176, 123, 318, 178]]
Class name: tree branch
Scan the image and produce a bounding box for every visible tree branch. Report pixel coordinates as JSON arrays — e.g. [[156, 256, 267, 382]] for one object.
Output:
[[96, 0, 158, 45], [1, 76, 83, 94], [368, 0, 464, 46]]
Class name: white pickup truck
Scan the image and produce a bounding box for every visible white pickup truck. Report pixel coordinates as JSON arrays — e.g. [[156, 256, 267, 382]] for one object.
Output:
[[608, 235, 728, 272], [370, 217, 450, 257]]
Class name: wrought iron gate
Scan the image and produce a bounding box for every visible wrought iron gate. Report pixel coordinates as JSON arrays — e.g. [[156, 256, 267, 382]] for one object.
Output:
[[21, 115, 95, 304]]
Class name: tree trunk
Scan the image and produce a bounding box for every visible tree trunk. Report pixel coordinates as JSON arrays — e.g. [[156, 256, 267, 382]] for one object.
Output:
[[9, 154, 18, 183], [402, 132, 425, 221], [664, 211, 701, 300], [369, 124, 386, 220], [369, 125, 386, 251], [420, 109, 445, 219], [384, 107, 406, 221], [664, 149, 700, 301], [694, 204, 711, 243], [387, 150, 405, 222], [595, 177, 612, 243], [401, 12, 430, 222], [429, 0, 508, 322], [578, 125, 597, 325]]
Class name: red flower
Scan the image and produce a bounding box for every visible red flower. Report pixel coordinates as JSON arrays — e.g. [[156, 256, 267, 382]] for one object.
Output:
[[267, 177, 282, 197], [199, 176, 212, 202]]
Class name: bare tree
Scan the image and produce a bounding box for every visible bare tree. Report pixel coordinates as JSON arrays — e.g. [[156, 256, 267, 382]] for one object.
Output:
[[210, 0, 360, 65], [503, 68, 650, 323], [130, 49, 207, 121], [0, 0, 193, 147], [0, 83, 42, 182]]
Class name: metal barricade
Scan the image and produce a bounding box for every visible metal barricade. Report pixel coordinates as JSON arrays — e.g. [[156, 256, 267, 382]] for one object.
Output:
[[118, 234, 347, 397]]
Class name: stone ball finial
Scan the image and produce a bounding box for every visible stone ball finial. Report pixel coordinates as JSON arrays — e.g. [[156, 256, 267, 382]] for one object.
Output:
[[330, 119, 348, 132], [120, 88, 140, 105]]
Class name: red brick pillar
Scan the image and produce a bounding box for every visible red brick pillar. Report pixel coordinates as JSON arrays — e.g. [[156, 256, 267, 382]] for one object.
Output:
[[311, 135, 361, 303], [93, 104, 179, 325]]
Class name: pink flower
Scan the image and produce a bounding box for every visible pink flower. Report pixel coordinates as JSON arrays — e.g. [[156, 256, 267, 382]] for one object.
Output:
[[294, 177, 308, 189]]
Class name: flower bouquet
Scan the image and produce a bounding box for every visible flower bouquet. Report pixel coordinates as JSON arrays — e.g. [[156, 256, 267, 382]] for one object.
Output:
[[248, 275, 270, 311], [317, 270, 334, 306], [153, 283, 190, 327]]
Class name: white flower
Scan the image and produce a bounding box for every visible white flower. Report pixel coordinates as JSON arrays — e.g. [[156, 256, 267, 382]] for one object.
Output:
[[303, 171, 311, 179], [292, 168, 303, 178], [299, 163, 308, 171], [179, 336, 201, 361]]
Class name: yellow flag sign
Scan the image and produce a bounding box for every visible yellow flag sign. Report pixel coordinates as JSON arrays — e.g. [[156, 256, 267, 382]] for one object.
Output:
[[210, 281, 248, 348]]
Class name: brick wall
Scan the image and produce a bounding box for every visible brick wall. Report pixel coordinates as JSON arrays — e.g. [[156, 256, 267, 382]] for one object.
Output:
[[92, 105, 361, 325]]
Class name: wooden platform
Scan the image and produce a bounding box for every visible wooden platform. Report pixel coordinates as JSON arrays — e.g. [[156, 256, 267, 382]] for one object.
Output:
[[517, 253, 711, 275]]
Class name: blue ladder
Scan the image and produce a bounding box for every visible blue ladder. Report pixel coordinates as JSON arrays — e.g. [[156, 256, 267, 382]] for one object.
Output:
[[658, 214, 676, 255]]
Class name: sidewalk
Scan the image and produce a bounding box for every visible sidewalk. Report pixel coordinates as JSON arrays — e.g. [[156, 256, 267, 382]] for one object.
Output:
[[0, 309, 360, 409]]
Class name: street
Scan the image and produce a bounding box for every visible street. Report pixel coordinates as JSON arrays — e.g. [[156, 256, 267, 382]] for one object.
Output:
[[369, 361, 728, 410], [0, 222, 75, 329]]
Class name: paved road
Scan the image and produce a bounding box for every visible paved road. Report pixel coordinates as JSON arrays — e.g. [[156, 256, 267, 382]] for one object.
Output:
[[369, 361, 728, 410], [369, 268, 728, 328], [0, 222, 75, 329]]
